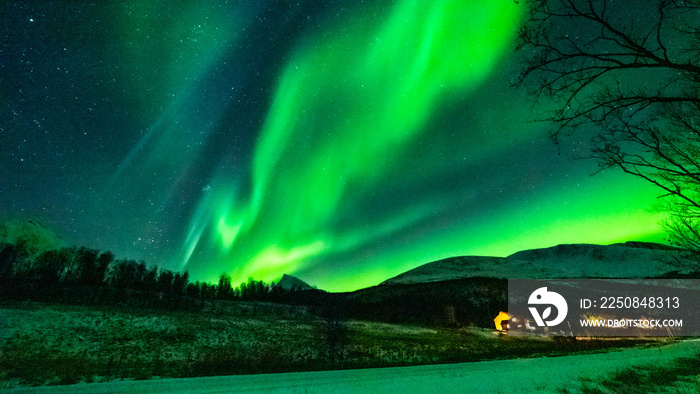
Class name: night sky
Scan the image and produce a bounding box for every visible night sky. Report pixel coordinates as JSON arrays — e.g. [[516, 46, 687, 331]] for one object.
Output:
[[1, 0, 666, 291]]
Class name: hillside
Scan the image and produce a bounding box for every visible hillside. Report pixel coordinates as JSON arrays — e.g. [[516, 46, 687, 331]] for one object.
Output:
[[0, 220, 64, 258], [381, 242, 692, 286], [336, 242, 698, 327]]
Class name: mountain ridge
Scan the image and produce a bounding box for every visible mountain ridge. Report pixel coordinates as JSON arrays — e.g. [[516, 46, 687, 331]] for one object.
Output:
[[380, 242, 691, 286]]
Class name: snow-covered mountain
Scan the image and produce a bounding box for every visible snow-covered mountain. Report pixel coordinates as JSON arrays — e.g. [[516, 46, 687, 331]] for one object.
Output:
[[274, 274, 314, 291], [380, 242, 693, 285], [0, 220, 64, 257]]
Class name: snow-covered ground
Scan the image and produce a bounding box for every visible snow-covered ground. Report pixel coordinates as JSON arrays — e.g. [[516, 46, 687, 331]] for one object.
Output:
[[8, 339, 698, 393]]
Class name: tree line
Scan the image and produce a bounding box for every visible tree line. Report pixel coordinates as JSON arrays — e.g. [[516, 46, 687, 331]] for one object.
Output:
[[0, 242, 274, 306]]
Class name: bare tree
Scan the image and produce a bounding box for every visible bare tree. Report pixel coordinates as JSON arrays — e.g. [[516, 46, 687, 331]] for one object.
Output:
[[318, 298, 349, 364], [515, 0, 700, 256]]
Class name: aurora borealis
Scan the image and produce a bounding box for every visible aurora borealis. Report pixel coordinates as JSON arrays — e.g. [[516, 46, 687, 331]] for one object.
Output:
[[2, 0, 666, 291]]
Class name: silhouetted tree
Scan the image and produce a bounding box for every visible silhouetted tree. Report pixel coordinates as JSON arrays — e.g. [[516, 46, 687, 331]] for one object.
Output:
[[133, 261, 147, 290], [173, 271, 189, 297], [34, 249, 64, 285], [238, 277, 270, 301], [515, 0, 700, 261], [110, 260, 139, 289], [200, 282, 217, 299], [187, 281, 202, 298], [319, 298, 349, 364], [142, 264, 158, 292], [157, 269, 174, 296], [0, 237, 202, 306], [217, 274, 233, 300], [75, 247, 99, 286], [0, 243, 19, 281], [94, 251, 114, 286]]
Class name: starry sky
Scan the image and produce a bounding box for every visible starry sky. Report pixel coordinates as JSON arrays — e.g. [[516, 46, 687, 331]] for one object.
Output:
[[1, 0, 667, 291]]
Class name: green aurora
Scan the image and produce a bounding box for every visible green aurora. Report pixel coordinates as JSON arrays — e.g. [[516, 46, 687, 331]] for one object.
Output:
[[2, 0, 666, 291], [174, 0, 661, 290]]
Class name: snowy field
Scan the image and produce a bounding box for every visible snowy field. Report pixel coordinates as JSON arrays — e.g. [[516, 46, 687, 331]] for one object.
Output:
[[7, 339, 699, 393]]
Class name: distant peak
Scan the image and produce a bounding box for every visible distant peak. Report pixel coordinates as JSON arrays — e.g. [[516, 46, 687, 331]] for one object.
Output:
[[274, 274, 313, 291]]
